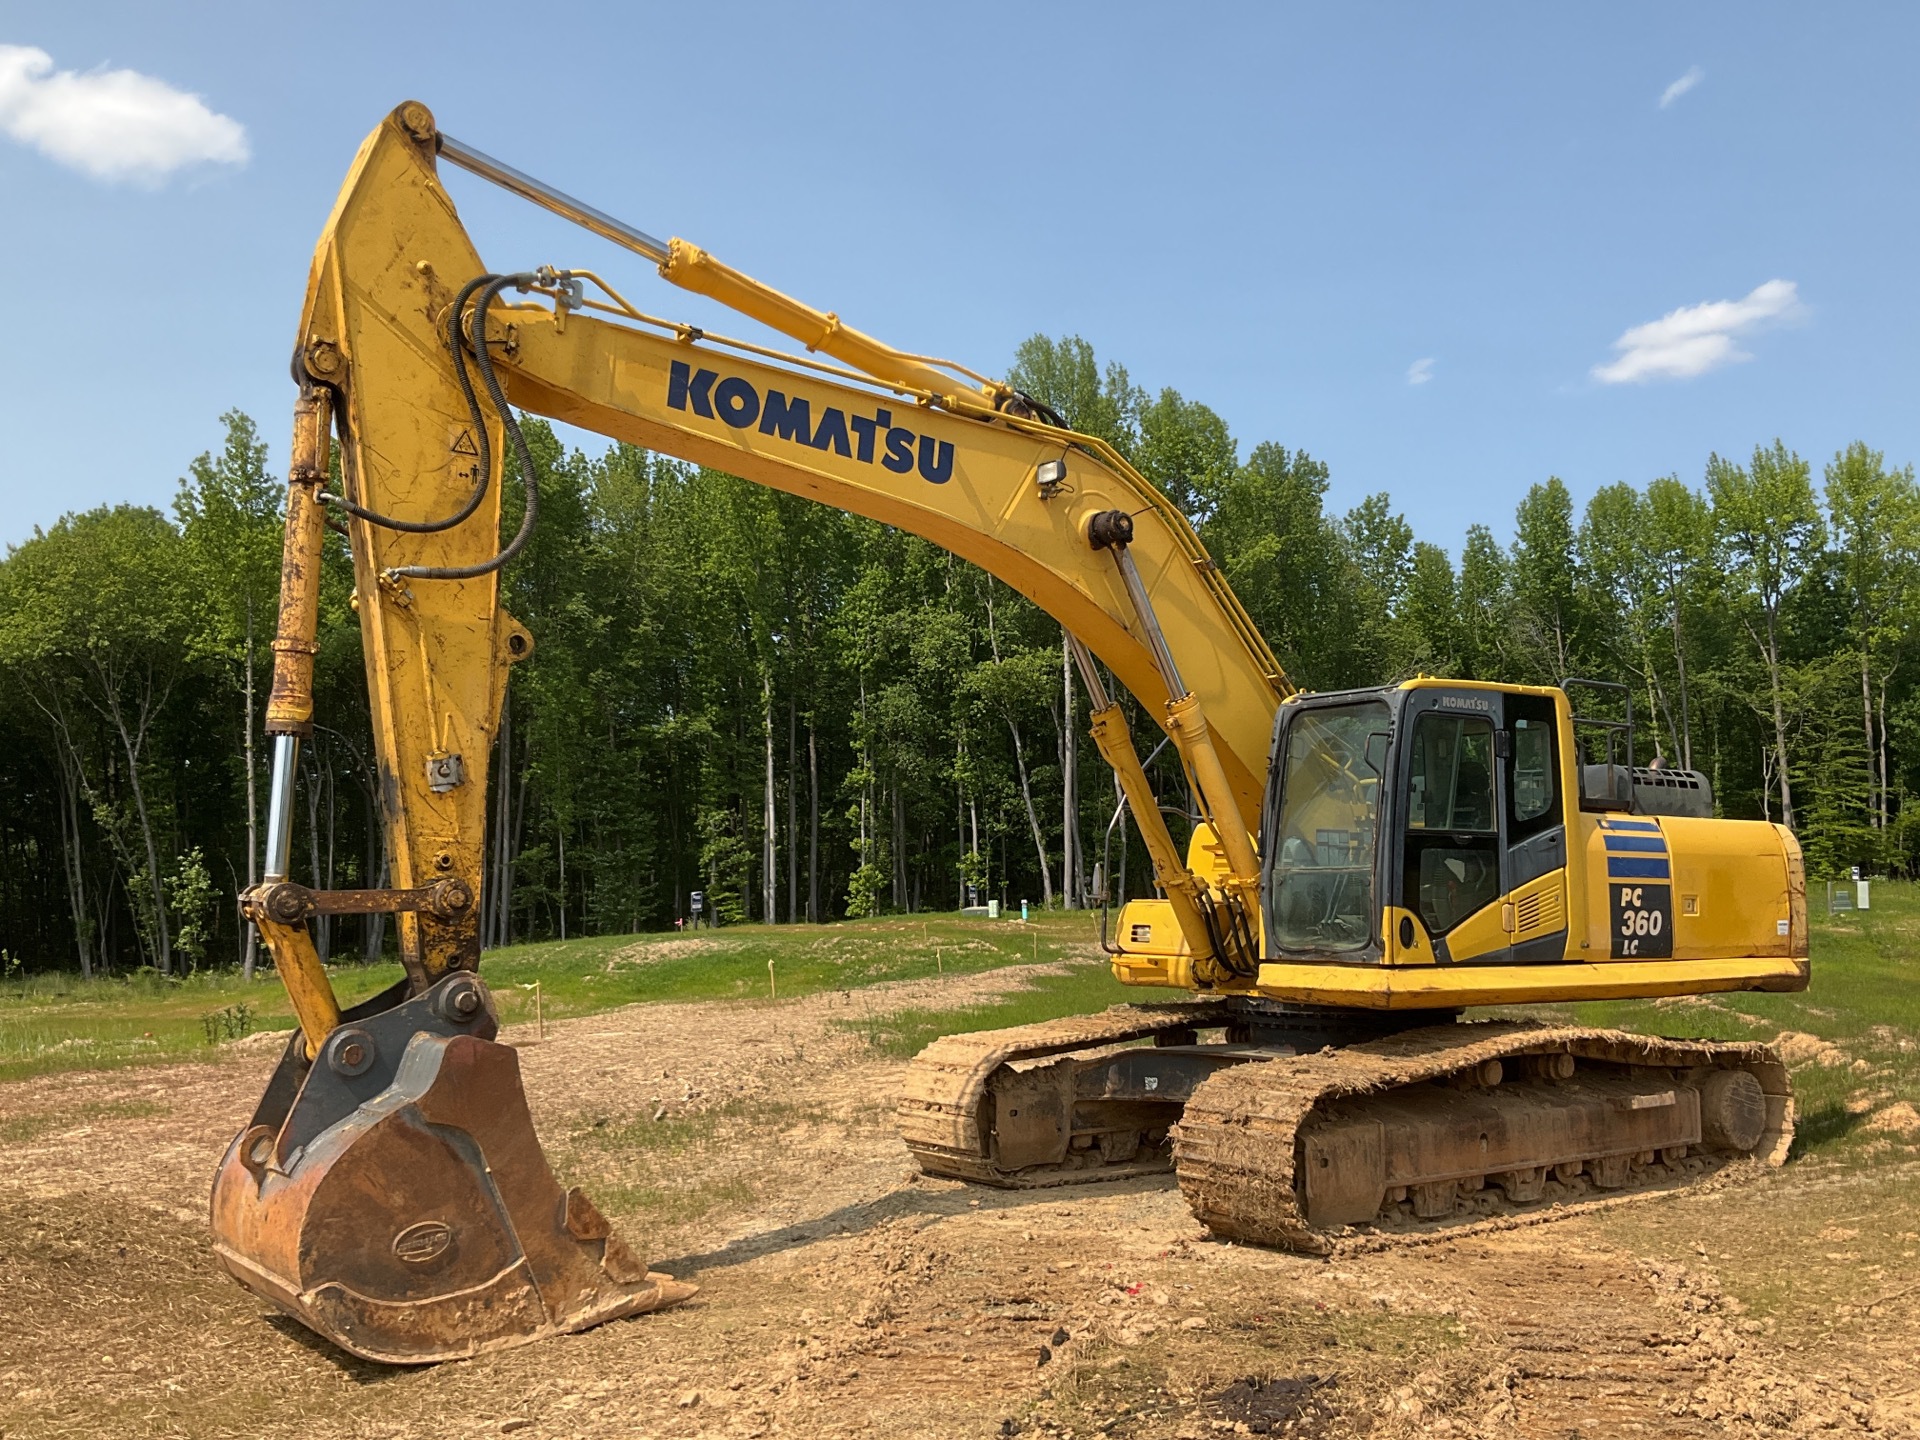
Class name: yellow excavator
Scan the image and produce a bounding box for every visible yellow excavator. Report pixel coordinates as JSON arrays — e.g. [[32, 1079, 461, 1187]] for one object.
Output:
[[215, 101, 1807, 1364]]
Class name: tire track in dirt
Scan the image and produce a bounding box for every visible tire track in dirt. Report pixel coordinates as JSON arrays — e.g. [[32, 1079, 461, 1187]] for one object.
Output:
[[1343, 1232, 1896, 1438]]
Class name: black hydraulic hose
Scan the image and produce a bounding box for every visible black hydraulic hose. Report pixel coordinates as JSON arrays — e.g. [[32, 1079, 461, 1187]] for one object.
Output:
[[998, 389, 1066, 429], [1225, 899, 1260, 977], [1193, 891, 1233, 977], [323, 275, 497, 535], [388, 273, 541, 582]]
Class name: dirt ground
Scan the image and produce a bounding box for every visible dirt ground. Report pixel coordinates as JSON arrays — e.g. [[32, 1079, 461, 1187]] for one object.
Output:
[[1, 960, 1916, 1440]]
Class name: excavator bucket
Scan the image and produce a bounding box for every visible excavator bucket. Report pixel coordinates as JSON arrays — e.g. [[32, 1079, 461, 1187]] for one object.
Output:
[[210, 972, 693, 1363]]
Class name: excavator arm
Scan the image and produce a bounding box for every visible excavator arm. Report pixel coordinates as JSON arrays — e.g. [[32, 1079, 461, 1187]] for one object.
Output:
[[215, 102, 1288, 1363]]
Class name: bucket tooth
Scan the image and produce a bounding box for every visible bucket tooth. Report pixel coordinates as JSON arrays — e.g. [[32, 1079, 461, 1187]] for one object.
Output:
[[210, 974, 691, 1363]]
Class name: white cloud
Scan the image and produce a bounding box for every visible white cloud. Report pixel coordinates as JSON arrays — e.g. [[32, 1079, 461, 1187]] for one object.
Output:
[[1659, 65, 1704, 109], [0, 44, 247, 185], [1591, 279, 1802, 385], [1406, 356, 1435, 386]]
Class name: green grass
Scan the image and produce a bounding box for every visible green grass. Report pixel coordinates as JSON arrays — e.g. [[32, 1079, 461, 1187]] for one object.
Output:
[[837, 961, 1141, 1058], [476, 910, 1091, 1017], [0, 911, 1100, 1082], [0, 963, 408, 1083]]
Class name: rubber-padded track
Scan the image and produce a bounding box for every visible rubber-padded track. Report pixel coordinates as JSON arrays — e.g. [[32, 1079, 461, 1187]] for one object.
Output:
[[1171, 1020, 1793, 1254], [897, 1002, 1228, 1185]]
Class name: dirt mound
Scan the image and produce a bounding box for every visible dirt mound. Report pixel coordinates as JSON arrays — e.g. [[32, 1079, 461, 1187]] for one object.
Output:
[[603, 936, 721, 969], [1772, 1030, 1848, 1068], [1864, 1101, 1920, 1138], [1867, 1024, 1919, 1054], [230, 1027, 295, 1052], [1638, 1258, 1882, 1433]]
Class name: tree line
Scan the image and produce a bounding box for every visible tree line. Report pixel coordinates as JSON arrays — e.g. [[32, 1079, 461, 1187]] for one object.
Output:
[[2, 333, 1914, 976]]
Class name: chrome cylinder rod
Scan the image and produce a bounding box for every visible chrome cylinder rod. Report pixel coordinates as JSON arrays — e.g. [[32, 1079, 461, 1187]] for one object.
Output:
[[1066, 633, 1113, 711], [263, 735, 301, 883], [1109, 544, 1188, 702], [438, 134, 671, 266]]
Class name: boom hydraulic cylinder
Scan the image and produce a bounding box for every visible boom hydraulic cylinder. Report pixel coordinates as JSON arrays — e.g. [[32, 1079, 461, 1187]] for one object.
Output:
[[249, 385, 341, 1059], [1088, 511, 1262, 973], [1068, 637, 1217, 959]]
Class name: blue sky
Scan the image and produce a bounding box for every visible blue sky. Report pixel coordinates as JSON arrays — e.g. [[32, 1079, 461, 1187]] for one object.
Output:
[[3, 5, 1915, 556]]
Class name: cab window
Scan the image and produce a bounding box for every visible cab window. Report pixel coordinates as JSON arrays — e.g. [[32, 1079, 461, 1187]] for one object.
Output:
[[1512, 718, 1553, 822], [1505, 694, 1561, 841], [1402, 710, 1500, 935], [1406, 713, 1495, 833]]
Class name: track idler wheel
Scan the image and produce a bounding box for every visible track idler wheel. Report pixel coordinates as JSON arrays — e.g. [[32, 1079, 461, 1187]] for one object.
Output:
[[210, 973, 693, 1363]]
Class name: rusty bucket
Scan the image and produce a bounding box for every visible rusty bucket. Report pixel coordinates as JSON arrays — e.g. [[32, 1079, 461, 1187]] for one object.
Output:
[[210, 973, 693, 1363]]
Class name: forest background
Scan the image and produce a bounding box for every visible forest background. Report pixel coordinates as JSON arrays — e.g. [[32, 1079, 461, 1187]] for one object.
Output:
[[1, 334, 1914, 977]]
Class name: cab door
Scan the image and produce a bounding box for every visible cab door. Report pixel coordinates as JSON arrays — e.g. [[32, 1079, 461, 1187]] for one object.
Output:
[[1397, 693, 1504, 960], [1500, 691, 1571, 960], [1395, 688, 1569, 963]]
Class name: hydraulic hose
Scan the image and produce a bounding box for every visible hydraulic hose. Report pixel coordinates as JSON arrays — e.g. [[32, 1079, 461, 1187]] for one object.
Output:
[[319, 271, 542, 582], [323, 275, 496, 535], [388, 272, 541, 582]]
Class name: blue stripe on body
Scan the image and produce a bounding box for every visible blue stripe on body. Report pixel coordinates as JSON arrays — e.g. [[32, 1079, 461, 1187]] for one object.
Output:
[[1607, 857, 1672, 879], [1603, 834, 1668, 853], [1600, 818, 1661, 832]]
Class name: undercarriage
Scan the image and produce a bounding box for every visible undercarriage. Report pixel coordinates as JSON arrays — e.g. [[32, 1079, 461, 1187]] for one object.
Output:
[[897, 1001, 1791, 1249]]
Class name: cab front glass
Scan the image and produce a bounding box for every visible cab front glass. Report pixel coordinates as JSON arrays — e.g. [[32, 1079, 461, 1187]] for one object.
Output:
[[1266, 701, 1388, 954]]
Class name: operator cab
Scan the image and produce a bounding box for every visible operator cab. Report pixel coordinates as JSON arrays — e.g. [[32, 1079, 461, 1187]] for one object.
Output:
[[1261, 679, 1692, 967]]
